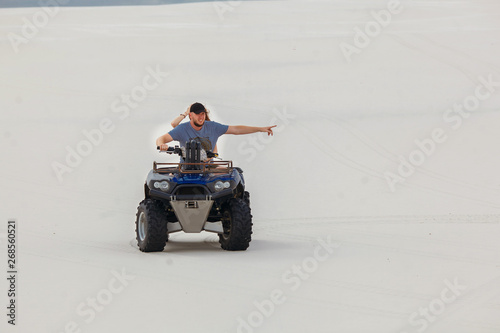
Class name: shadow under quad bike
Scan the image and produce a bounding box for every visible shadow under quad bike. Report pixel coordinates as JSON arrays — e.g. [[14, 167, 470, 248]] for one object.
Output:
[[135, 140, 252, 252]]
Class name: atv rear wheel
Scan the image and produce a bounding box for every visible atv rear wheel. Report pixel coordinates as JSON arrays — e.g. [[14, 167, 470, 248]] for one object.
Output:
[[136, 199, 168, 252], [219, 198, 252, 251]]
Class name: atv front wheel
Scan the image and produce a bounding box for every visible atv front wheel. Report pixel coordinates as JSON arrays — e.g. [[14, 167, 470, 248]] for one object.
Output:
[[135, 199, 168, 252], [242, 191, 250, 207], [219, 198, 252, 251]]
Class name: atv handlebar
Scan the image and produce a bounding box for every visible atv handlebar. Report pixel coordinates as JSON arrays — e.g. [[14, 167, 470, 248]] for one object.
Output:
[[157, 145, 218, 159], [157, 145, 181, 155]]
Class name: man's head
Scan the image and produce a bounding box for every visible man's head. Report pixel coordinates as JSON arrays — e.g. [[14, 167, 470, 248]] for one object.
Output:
[[189, 102, 207, 128]]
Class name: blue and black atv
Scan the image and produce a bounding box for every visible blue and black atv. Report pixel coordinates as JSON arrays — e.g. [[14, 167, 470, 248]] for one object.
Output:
[[135, 140, 252, 252]]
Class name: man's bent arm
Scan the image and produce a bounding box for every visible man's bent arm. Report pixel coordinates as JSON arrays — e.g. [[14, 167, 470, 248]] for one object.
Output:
[[156, 133, 174, 148], [226, 125, 276, 136]]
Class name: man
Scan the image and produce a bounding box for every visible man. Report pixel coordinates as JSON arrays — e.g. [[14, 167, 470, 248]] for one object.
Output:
[[156, 103, 276, 158]]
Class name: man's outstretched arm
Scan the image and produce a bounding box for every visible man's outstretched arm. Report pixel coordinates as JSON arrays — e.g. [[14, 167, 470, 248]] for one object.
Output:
[[156, 133, 174, 150], [226, 125, 277, 136]]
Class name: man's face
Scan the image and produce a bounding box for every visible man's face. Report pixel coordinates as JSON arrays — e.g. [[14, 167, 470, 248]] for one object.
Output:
[[191, 111, 206, 127]]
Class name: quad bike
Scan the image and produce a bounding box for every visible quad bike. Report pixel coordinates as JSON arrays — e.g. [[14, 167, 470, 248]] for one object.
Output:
[[135, 140, 252, 252]]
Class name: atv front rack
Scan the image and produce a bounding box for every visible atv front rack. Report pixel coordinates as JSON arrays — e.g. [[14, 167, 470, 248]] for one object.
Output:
[[153, 161, 234, 174]]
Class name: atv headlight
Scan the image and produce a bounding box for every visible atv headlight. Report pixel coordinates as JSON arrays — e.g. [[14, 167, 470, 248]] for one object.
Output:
[[214, 181, 224, 192], [223, 181, 230, 189], [154, 181, 170, 191]]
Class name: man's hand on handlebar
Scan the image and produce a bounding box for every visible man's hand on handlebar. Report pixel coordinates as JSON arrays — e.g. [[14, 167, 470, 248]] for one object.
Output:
[[158, 144, 171, 151], [206, 151, 218, 159]]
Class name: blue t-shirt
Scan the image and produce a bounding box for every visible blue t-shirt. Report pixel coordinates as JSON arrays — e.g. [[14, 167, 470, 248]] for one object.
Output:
[[168, 121, 229, 152]]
